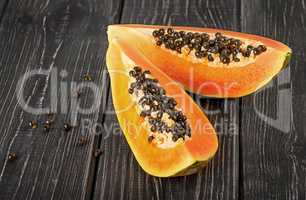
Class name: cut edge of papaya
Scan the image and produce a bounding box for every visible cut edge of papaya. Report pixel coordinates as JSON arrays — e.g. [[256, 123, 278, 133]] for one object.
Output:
[[109, 24, 291, 52]]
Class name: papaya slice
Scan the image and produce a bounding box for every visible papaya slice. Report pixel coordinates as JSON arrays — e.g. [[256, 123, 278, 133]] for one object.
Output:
[[108, 24, 292, 98], [106, 38, 218, 177]]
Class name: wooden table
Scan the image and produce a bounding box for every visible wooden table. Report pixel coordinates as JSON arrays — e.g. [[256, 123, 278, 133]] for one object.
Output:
[[0, 0, 305, 199]]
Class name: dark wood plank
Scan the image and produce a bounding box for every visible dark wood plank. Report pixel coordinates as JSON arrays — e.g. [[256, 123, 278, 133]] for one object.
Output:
[[0, 0, 122, 199], [0, 0, 8, 15], [93, 0, 240, 199], [241, 0, 306, 199], [0, 0, 8, 21]]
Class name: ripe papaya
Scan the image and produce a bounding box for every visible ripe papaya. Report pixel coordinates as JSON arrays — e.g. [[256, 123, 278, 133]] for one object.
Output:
[[108, 24, 292, 98], [106, 38, 218, 177]]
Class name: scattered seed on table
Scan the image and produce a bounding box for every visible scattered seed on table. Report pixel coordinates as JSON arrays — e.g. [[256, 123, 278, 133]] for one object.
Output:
[[83, 74, 92, 81], [78, 137, 88, 146], [29, 120, 38, 129], [44, 123, 51, 132], [93, 149, 103, 157], [45, 119, 54, 125], [8, 153, 17, 161], [63, 123, 72, 132]]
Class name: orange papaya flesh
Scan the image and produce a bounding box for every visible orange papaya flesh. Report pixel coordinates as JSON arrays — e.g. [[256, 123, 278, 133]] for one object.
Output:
[[106, 39, 218, 177], [108, 24, 292, 98]]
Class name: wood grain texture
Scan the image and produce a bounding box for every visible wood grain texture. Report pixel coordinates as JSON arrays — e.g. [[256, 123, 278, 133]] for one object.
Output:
[[1, 0, 304, 199], [0, 0, 9, 23], [0, 0, 122, 199], [93, 0, 240, 199], [241, 0, 306, 199], [0, 0, 7, 11]]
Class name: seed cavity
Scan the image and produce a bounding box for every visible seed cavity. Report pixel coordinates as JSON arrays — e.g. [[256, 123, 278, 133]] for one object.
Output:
[[128, 66, 191, 143], [152, 28, 267, 64]]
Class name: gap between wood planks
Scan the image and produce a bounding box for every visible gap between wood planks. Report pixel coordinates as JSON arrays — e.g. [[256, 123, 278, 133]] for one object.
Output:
[[236, 1, 244, 199], [88, 0, 126, 199]]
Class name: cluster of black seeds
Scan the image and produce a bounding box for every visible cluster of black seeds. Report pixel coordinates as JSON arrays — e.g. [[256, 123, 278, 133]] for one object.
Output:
[[128, 66, 191, 142], [152, 28, 267, 64]]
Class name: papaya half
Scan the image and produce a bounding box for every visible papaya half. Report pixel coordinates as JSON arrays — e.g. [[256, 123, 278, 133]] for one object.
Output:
[[108, 24, 292, 98], [106, 38, 218, 177]]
